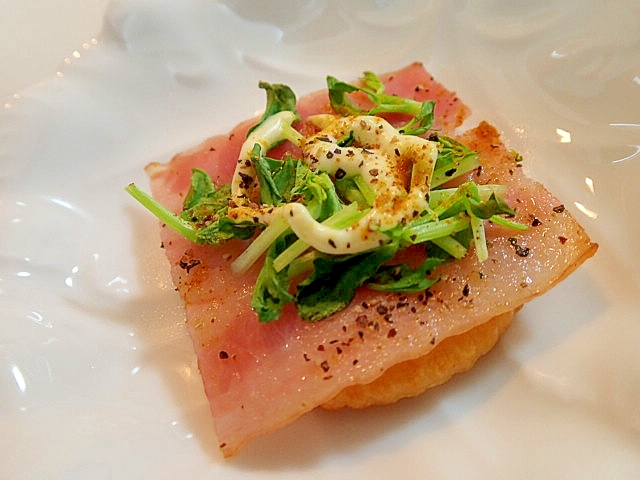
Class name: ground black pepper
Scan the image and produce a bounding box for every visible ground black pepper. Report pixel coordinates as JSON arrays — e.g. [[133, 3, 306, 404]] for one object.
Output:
[[179, 257, 201, 273]]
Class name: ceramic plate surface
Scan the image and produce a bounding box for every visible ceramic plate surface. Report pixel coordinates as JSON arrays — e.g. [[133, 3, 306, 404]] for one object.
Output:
[[1, 1, 639, 478]]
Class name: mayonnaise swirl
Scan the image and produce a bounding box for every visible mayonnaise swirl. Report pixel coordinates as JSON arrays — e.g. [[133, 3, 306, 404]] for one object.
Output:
[[229, 112, 438, 254]]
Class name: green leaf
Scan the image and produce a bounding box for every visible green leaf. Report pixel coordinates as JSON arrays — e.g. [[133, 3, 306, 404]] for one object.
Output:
[[180, 169, 261, 244], [360, 71, 385, 93], [368, 257, 444, 293], [326, 76, 364, 116], [467, 192, 516, 219], [290, 161, 316, 198], [400, 100, 435, 136], [183, 168, 218, 209], [251, 144, 284, 206], [192, 216, 258, 244], [248, 82, 299, 136], [304, 172, 344, 221], [431, 135, 480, 187], [334, 174, 376, 207], [295, 243, 399, 322], [336, 130, 356, 147], [127, 169, 261, 246], [251, 236, 295, 322], [272, 156, 298, 202], [326, 71, 435, 135]]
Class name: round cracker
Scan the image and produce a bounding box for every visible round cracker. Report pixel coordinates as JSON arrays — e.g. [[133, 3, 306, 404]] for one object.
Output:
[[322, 310, 516, 410]]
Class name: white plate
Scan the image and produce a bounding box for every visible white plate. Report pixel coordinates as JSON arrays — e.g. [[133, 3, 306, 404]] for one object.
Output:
[[2, 1, 639, 478]]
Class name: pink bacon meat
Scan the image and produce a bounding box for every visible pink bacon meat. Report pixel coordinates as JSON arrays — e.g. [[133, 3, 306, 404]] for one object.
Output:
[[145, 63, 597, 457]]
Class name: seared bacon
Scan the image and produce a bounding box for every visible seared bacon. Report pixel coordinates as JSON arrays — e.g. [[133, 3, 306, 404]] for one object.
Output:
[[146, 63, 597, 457]]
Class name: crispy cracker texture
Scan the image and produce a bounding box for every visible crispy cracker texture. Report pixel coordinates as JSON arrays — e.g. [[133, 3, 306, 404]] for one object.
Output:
[[323, 309, 516, 409]]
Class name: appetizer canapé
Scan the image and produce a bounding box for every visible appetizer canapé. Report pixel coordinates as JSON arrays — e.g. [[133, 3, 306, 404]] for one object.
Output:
[[128, 63, 597, 457]]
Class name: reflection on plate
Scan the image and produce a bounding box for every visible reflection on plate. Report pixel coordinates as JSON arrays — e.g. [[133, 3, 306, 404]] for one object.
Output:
[[1, 1, 639, 478]]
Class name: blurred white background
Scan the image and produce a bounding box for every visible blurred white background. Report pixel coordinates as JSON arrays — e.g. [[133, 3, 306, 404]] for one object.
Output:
[[0, 0, 110, 98]]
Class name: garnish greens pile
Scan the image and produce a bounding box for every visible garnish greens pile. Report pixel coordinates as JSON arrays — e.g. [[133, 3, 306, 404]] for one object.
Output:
[[127, 72, 526, 323]]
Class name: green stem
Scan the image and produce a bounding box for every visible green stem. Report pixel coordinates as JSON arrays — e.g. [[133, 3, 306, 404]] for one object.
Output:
[[231, 216, 290, 273], [403, 213, 470, 244], [470, 215, 488, 262], [429, 184, 507, 209], [126, 184, 198, 243], [430, 236, 468, 259], [489, 215, 528, 231]]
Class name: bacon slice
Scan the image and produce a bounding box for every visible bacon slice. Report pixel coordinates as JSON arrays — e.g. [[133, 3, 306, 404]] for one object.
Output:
[[146, 63, 597, 457]]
